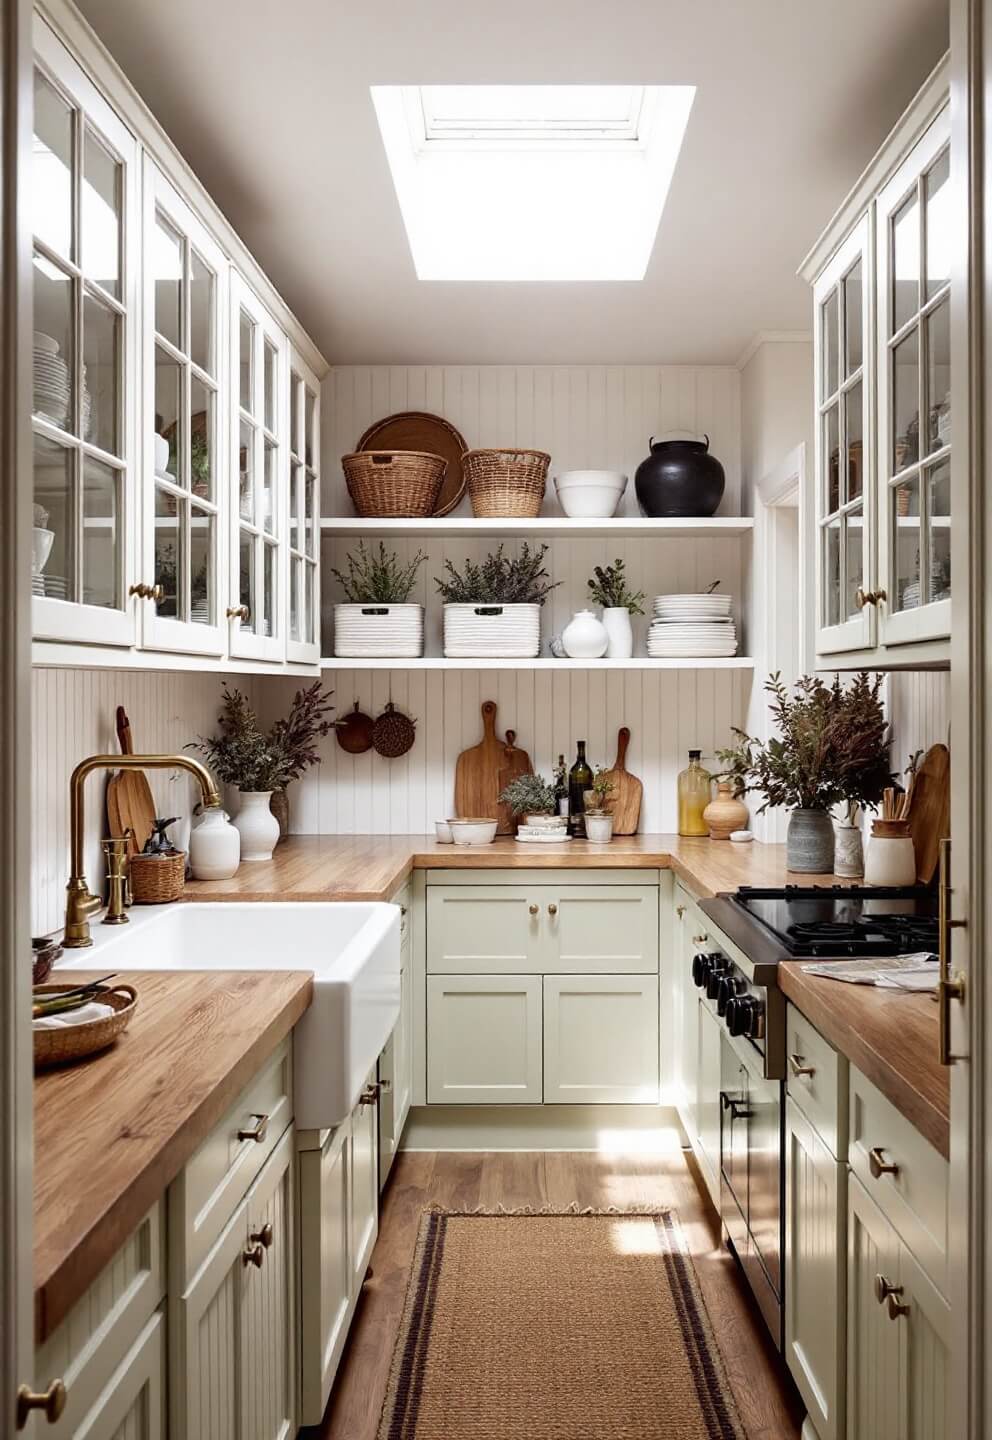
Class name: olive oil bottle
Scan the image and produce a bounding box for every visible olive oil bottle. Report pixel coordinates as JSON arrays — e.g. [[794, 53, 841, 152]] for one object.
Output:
[[677, 749, 712, 837]]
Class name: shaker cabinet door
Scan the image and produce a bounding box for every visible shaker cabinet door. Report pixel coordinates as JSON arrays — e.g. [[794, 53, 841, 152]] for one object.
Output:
[[847, 1176, 901, 1440], [427, 974, 543, 1103], [542, 974, 658, 1103]]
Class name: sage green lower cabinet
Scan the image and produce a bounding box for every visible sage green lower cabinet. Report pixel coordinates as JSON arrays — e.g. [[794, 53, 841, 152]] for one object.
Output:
[[542, 974, 659, 1104], [427, 973, 543, 1104], [671, 886, 720, 1209]]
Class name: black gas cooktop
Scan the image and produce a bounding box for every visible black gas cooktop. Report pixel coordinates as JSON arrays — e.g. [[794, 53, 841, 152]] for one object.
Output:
[[732, 884, 939, 959]]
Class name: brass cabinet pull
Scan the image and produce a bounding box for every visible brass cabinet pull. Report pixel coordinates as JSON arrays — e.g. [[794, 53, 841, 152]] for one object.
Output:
[[360, 1083, 380, 1107], [379, 1076, 392, 1091], [887, 1293, 911, 1320], [243, 1242, 265, 1268], [675, 904, 686, 919], [692, 934, 707, 945], [129, 581, 164, 604], [874, 1273, 903, 1305], [226, 604, 250, 622], [16, 1380, 66, 1428], [529, 903, 539, 915], [250, 1222, 273, 1249], [547, 903, 558, 916], [237, 1113, 269, 1144], [868, 1146, 899, 1180], [938, 838, 967, 1066], [788, 1053, 816, 1079], [855, 588, 888, 609]]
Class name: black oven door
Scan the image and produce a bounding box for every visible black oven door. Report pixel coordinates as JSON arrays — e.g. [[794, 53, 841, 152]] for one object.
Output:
[[719, 1030, 749, 1262]]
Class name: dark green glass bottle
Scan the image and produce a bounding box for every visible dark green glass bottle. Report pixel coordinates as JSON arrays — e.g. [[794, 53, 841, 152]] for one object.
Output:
[[568, 741, 592, 837]]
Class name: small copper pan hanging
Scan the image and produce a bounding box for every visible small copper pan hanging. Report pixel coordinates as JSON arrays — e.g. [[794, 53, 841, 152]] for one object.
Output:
[[335, 701, 374, 754]]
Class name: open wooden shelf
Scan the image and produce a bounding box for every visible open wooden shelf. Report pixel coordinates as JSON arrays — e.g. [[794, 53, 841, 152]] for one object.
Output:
[[319, 656, 754, 671], [320, 516, 754, 540]]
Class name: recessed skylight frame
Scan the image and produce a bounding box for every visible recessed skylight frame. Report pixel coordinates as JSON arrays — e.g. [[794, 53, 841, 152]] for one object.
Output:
[[414, 84, 650, 149]]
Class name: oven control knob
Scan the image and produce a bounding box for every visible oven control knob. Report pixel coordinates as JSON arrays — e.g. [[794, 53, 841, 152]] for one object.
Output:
[[726, 995, 751, 1037], [704, 955, 730, 999], [691, 952, 708, 988], [716, 974, 744, 1017], [744, 997, 766, 1040]]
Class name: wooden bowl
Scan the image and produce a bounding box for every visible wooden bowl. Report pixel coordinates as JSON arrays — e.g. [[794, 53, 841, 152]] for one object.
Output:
[[33, 983, 138, 1070]]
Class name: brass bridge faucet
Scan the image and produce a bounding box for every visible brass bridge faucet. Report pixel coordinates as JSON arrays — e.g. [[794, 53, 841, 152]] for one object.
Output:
[[64, 754, 221, 948]]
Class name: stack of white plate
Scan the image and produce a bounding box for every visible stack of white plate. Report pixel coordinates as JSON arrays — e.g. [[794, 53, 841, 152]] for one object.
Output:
[[33, 333, 92, 436], [648, 592, 737, 657], [35, 574, 68, 600], [334, 602, 425, 658]]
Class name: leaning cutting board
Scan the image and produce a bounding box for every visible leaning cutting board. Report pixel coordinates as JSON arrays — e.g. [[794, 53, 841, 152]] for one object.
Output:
[[106, 706, 157, 857], [906, 741, 950, 885], [496, 729, 533, 835], [454, 700, 510, 823], [599, 727, 643, 836]]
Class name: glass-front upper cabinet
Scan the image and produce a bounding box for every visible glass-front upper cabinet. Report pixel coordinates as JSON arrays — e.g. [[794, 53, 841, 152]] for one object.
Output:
[[286, 351, 321, 665], [230, 275, 289, 662], [141, 160, 227, 656], [31, 23, 139, 646], [876, 108, 951, 648], [813, 214, 874, 655]]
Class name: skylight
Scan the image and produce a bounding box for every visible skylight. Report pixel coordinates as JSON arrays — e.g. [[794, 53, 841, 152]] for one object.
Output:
[[371, 84, 695, 282]]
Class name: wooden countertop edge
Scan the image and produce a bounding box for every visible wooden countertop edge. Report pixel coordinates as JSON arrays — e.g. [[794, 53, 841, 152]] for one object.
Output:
[[34, 974, 312, 1343], [778, 965, 949, 1160]]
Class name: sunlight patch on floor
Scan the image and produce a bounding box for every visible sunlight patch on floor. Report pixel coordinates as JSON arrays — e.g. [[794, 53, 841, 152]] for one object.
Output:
[[608, 1217, 664, 1255], [594, 1125, 684, 1156]]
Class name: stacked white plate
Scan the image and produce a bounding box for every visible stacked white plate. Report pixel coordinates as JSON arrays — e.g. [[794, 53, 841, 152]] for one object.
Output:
[[36, 574, 68, 600], [334, 602, 424, 658], [33, 333, 92, 436], [649, 592, 737, 657]]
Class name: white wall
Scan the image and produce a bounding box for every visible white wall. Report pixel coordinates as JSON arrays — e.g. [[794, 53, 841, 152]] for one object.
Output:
[[739, 339, 814, 512], [887, 671, 950, 766]]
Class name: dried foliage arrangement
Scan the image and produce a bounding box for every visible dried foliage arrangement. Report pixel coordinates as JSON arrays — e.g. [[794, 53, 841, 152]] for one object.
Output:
[[586, 559, 645, 614], [190, 682, 335, 792], [498, 772, 558, 816], [331, 541, 427, 604], [434, 543, 560, 606]]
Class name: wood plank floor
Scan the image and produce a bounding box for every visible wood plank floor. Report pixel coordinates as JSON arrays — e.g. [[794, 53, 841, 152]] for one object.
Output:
[[315, 1136, 805, 1440]]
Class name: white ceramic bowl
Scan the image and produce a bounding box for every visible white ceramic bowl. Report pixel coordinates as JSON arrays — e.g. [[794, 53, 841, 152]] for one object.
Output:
[[524, 814, 567, 830], [448, 818, 498, 846], [434, 820, 453, 844], [554, 470, 627, 519], [32, 526, 55, 576]]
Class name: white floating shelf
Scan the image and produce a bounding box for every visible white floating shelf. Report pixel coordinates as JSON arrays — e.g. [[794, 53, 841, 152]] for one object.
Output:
[[319, 656, 754, 671], [320, 516, 754, 540]]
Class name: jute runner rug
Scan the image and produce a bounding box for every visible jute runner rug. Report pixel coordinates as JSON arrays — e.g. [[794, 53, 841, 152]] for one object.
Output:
[[378, 1207, 747, 1439]]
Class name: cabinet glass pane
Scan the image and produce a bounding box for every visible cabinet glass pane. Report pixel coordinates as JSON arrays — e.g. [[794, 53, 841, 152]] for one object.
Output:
[[892, 191, 920, 333], [239, 310, 254, 414], [263, 439, 276, 535], [190, 249, 215, 375], [190, 505, 212, 624], [290, 376, 301, 458], [925, 147, 951, 300], [893, 328, 920, 471], [894, 476, 921, 612], [845, 380, 863, 503], [305, 562, 316, 643], [823, 404, 840, 513], [155, 348, 182, 485], [81, 455, 120, 608], [290, 556, 300, 641], [190, 378, 213, 501], [33, 255, 74, 432], [239, 419, 254, 521], [846, 510, 864, 621], [33, 434, 72, 601], [264, 341, 277, 432], [82, 128, 121, 299], [153, 213, 183, 349], [33, 71, 73, 261], [821, 289, 838, 400], [843, 259, 863, 376], [824, 519, 841, 628], [305, 473, 317, 557], [82, 291, 119, 455], [928, 457, 951, 602], [289, 461, 302, 551], [239, 533, 254, 629], [263, 541, 276, 637], [926, 300, 950, 455], [154, 486, 180, 619], [305, 389, 316, 467]]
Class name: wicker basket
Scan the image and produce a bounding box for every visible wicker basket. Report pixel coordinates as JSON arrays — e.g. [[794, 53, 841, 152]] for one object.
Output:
[[342, 450, 446, 518], [462, 449, 551, 518], [34, 983, 138, 1069], [129, 850, 186, 904]]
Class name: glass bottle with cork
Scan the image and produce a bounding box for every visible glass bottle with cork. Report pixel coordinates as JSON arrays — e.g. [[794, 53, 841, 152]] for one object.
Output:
[[568, 741, 593, 837], [678, 750, 712, 837], [553, 754, 569, 818]]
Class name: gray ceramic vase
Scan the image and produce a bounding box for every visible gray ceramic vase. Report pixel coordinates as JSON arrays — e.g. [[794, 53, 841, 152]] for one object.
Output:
[[786, 808, 835, 873]]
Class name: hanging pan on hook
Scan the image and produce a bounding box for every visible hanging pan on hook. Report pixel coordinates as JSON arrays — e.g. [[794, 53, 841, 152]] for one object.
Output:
[[335, 701, 374, 754], [371, 702, 417, 759]]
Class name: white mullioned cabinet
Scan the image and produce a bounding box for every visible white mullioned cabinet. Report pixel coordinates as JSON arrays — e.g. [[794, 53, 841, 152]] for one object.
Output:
[[286, 349, 322, 664]]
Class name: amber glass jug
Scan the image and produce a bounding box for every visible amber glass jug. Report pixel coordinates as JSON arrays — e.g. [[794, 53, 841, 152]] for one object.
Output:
[[677, 750, 712, 837]]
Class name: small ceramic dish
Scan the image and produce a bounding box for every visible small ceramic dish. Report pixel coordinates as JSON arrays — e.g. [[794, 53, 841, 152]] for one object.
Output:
[[448, 818, 498, 846], [435, 820, 453, 843]]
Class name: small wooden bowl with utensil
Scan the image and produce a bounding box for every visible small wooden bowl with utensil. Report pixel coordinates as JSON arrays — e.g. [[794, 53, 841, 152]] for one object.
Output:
[[33, 981, 138, 1069]]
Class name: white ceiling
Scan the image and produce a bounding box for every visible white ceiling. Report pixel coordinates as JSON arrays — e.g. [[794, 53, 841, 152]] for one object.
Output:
[[76, 0, 948, 366]]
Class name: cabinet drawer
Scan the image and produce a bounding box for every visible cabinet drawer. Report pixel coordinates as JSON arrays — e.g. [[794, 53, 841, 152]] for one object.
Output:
[[427, 974, 542, 1103], [543, 975, 658, 1103], [170, 1037, 293, 1284], [786, 1004, 848, 1158], [550, 886, 659, 973], [427, 885, 541, 973], [849, 1064, 948, 1295]]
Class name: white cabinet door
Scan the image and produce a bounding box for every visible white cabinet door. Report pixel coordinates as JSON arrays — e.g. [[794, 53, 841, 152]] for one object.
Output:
[[785, 1098, 846, 1440], [75, 1311, 165, 1440], [696, 999, 722, 1204], [542, 975, 658, 1103], [350, 1079, 379, 1288], [674, 896, 701, 1142], [298, 1123, 350, 1427], [899, 1240, 951, 1440], [847, 1176, 901, 1440], [549, 885, 659, 973], [426, 885, 543, 973], [286, 350, 321, 664], [242, 1129, 296, 1440], [396, 954, 414, 1130], [427, 974, 542, 1103]]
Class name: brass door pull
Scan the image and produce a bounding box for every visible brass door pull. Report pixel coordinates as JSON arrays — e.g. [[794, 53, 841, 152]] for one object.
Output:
[[129, 581, 164, 604], [16, 1381, 66, 1428], [529, 904, 539, 915], [874, 1273, 902, 1304], [676, 905, 686, 919], [360, 1083, 380, 1107], [243, 1242, 265, 1268], [237, 1113, 269, 1144], [692, 934, 707, 945], [887, 1293, 911, 1320], [788, 1053, 816, 1078], [868, 1146, 899, 1179], [226, 604, 250, 621], [855, 588, 887, 609], [547, 903, 558, 916], [938, 838, 967, 1066], [250, 1222, 273, 1249]]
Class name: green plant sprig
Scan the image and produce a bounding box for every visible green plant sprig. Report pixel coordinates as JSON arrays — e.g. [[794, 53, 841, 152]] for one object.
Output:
[[331, 541, 426, 604], [498, 772, 557, 816], [586, 558, 645, 615], [189, 682, 335, 793], [434, 543, 560, 606]]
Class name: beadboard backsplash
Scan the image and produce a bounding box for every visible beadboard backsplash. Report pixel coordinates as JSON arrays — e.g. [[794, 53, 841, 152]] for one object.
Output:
[[322, 365, 742, 516], [888, 671, 950, 763]]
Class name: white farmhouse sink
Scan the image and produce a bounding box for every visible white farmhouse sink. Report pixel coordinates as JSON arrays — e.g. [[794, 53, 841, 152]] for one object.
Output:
[[57, 901, 401, 1129]]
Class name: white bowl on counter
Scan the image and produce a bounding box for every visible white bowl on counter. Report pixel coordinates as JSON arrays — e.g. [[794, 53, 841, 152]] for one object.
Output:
[[554, 470, 627, 518], [448, 818, 498, 846]]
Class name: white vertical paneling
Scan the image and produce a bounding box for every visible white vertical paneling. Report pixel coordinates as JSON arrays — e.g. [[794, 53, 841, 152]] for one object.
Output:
[[322, 364, 742, 517], [887, 671, 950, 767]]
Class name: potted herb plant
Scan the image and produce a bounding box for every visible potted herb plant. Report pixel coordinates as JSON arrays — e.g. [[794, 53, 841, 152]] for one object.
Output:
[[582, 768, 616, 842], [435, 543, 559, 658], [717, 672, 894, 873], [330, 541, 427, 658], [190, 683, 335, 859], [498, 772, 562, 830], [586, 559, 645, 659]]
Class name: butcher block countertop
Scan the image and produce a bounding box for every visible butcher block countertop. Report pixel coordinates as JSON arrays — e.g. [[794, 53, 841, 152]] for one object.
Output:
[[185, 833, 850, 903], [779, 962, 949, 1158], [34, 968, 312, 1344]]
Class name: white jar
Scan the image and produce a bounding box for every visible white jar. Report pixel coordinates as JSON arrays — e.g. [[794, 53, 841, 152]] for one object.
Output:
[[234, 790, 281, 862], [865, 834, 916, 886], [601, 607, 633, 659], [562, 609, 608, 659], [189, 807, 241, 880], [833, 822, 865, 879], [584, 813, 614, 843]]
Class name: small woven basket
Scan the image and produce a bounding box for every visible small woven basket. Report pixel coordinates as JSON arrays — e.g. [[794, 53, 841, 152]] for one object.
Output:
[[462, 448, 551, 518], [129, 850, 186, 904], [342, 450, 446, 517], [34, 983, 138, 1069]]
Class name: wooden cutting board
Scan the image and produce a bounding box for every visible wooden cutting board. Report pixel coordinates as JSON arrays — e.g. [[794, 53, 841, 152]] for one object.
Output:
[[906, 742, 950, 884], [599, 727, 643, 836], [106, 706, 157, 857], [454, 701, 509, 822], [496, 729, 533, 835]]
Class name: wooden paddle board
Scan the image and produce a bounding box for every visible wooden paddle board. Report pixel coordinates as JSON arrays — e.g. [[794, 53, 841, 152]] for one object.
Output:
[[454, 700, 508, 822], [599, 727, 643, 835], [906, 742, 950, 885], [106, 706, 157, 856], [496, 729, 533, 835]]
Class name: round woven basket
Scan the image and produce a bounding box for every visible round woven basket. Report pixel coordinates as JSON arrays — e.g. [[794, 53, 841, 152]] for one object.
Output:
[[462, 448, 551, 518], [34, 983, 138, 1069], [129, 850, 185, 904], [342, 450, 446, 518]]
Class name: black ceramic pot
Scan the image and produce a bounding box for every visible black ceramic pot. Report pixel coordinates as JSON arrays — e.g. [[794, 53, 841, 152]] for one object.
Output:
[[634, 434, 726, 517]]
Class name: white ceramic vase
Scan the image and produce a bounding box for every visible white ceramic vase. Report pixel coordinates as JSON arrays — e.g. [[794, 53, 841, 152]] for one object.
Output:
[[584, 813, 614, 843], [833, 822, 865, 879], [234, 790, 280, 862], [562, 609, 608, 659], [865, 833, 916, 886], [189, 807, 241, 880], [601, 607, 633, 659]]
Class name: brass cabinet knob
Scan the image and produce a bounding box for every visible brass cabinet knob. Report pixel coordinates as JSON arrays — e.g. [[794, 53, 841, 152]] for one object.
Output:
[[529, 904, 539, 915], [16, 1380, 66, 1427], [873, 1273, 903, 1305], [547, 903, 558, 916], [868, 1145, 899, 1180], [360, 1083, 380, 1107], [250, 1222, 273, 1249], [886, 1293, 911, 1320], [675, 905, 686, 919], [788, 1053, 816, 1079], [692, 934, 707, 946], [855, 588, 888, 609], [129, 581, 164, 604], [242, 1242, 265, 1268], [237, 1113, 269, 1144], [226, 604, 250, 621]]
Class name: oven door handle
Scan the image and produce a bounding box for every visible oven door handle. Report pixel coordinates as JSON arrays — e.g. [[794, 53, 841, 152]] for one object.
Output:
[[720, 1091, 754, 1121]]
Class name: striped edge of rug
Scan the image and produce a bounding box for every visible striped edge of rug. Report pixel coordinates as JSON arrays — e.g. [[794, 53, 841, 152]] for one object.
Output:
[[377, 1205, 748, 1440]]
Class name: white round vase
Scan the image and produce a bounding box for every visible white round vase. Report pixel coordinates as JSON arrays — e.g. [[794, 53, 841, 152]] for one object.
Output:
[[234, 790, 280, 861], [189, 807, 241, 880], [562, 609, 608, 659], [601, 607, 633, 659]]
